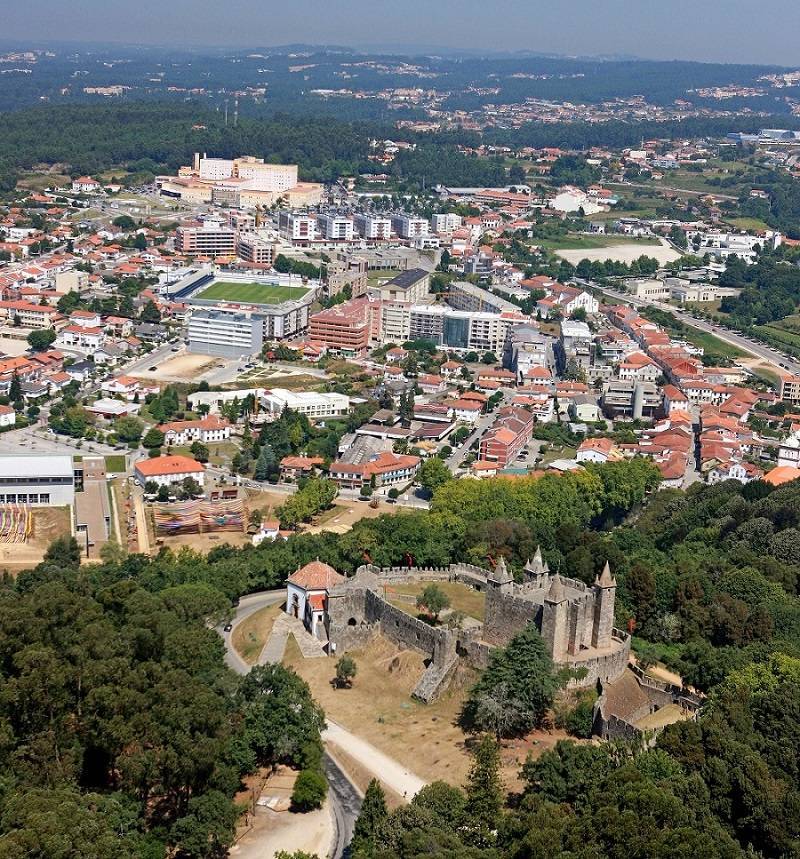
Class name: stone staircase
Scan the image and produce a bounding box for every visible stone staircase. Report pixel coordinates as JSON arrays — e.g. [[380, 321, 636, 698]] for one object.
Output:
[[412, 655, 459, 704], [259, 613, 327, 665]]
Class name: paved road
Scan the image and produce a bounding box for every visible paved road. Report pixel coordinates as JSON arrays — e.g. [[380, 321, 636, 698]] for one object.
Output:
[[220, 590, 363, 859], [585, 281, 800, 377]]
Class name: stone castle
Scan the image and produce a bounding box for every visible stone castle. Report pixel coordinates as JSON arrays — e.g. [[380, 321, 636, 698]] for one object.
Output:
[[483, 550, 630, 686], [324, 549, 630, 702]]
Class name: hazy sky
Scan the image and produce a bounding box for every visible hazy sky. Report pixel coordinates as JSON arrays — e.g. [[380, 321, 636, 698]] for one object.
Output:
[[5, 0, 800, 66]]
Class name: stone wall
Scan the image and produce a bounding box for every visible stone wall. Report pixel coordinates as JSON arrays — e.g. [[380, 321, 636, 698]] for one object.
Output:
[[563, 630, 631, 688], [483, 587, 540, 646]]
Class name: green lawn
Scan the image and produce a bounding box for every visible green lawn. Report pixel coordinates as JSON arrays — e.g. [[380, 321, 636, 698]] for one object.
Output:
[[679, 329, 747, 359], [727, 217, 771, 232], [196, 281, 311, 305], [74, 454, 127, 473], [534, 234, 661, 251]]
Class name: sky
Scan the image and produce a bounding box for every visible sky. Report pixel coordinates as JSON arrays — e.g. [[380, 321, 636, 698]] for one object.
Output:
[[5, 0, 800, 66]]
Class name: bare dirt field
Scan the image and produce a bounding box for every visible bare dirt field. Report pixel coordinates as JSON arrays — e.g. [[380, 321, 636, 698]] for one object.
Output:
[[231, 766, 333, 859], [0, 506, 72, 571], [135, 353, 223, 383], [284, 633, 563, 790], [556, 238, 680, 266], [298, 498, 395, 535], [152, 529, 252, 553], [0, 337, 32, 357]]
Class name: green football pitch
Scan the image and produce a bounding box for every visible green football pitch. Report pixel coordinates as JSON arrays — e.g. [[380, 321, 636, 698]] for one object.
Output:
[[196, 281, 310, 304]]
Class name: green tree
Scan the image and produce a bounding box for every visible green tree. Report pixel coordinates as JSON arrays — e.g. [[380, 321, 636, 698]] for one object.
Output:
[[170, 790, 238, 859], [462, 624, 562, 737], [254, 443, 278, 481], [417, 457, 452, 495], [190, 441, 209, 463], [26, 328, 57, 351], [464, 735, 503, 845], [140, 299, 161, 323], [114, 415, 144, 444], [291, 769, 327, 812], [335, 655, 357, 688], [8, 372, 21, 403], [351, 779, 388, 856], [416, 583, 451, 621], [142, 427, 164, 449]]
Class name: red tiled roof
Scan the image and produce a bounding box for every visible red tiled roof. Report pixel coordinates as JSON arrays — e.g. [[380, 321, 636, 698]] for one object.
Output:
[[287, 560, 345, 591]]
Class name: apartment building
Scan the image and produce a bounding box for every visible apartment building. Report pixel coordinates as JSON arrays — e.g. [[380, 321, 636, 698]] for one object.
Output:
[[309, 298, 373, 356], [391, 214, 430, 239], [278, 212, 318, 243], [557, 320, 593, 371], [446, 281, 519, 315], [371, 268, 431, 303], [780, 374, 800, 405], [479, 406, 533, 467], [0, 300, 61, 329], [236, 235, 275, 267], [354, 214, 393, 241], [431, 213, 463, 233], [329, 451, 420, 489], [316, 215, 355, 242], [176, 222, 237, 257], [406, 305, 522, 355]]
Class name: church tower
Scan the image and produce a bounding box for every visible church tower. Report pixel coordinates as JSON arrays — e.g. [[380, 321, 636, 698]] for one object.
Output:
[[591, 561, 616, 649]]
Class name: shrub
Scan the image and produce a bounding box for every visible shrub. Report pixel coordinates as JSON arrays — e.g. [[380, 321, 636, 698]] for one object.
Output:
[[290, 769, 327, 812]]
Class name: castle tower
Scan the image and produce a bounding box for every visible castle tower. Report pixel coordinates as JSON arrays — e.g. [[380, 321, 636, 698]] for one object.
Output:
[[487, 556, 514, 595], [591, 561, 616, 649], [523, 545, 550, 589], [541, 575, 568, 661]]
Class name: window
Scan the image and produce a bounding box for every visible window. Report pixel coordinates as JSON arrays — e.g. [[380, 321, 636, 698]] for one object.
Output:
[[40, 494, 49, 504]]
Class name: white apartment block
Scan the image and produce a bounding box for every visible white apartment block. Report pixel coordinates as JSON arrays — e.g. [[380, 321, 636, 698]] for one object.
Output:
[[431, 213, 463, 233], [354, 214, 393, 241], [278, 212, 318, 242], [380, 301, 413, 343], [391, 214, 429, 239], [316, 215, 355, 242]]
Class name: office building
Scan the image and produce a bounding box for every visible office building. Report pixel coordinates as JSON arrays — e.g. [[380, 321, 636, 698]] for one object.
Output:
[[446, 281, 519, 315], [187, 309, 266, 358], [309, 298, 374, 356]]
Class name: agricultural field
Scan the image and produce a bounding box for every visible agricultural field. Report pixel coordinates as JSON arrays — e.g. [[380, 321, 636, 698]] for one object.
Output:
[[196, 281, 311, 305]]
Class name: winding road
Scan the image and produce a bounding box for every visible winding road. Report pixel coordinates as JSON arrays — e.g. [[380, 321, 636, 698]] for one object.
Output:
[[220, 590, 362, 859]]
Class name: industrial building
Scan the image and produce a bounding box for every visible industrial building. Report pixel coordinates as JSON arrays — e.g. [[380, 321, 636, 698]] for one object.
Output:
[[0, 454, 75, 506]]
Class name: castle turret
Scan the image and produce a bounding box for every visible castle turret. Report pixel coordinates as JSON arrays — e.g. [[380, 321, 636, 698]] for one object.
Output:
[[487, 556, 514, 595], [541, 574, 568, 660], [523, 545, 549, 589], [591, 561, 616, 649]]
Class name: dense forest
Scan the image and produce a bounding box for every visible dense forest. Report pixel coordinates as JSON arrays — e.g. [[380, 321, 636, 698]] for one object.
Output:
[[0, 461, 800, 854]]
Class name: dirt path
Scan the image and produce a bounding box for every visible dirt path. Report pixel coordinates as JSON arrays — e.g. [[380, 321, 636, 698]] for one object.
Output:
[[323, 720, 426, 801], [132, 489, 150, 554]]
